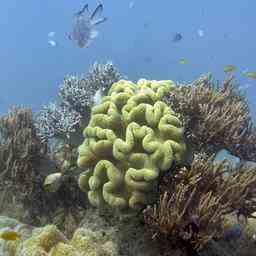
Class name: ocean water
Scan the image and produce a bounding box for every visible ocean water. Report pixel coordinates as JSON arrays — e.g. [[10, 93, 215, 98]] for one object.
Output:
[[1, 1, 256, 255], [0, 0, 255, 117]]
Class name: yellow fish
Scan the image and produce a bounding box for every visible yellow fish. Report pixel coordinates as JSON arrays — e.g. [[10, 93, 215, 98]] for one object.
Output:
[[179, 58, 189, 65], [223, 64, 237, 73], [244, 71, 256, 79], [0, 230, 21, 241]]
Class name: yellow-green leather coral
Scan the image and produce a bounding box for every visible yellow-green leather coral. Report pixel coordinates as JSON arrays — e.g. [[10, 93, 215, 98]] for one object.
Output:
[[77, 79, 187, 210]]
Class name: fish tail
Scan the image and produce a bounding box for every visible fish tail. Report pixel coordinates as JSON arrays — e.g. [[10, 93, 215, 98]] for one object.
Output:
[[90, 3, 103, 21]]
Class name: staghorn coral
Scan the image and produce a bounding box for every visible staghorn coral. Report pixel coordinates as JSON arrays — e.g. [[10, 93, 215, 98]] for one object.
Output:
[[77, 79, 186, 210], [35, 103, 82, 143], [58, 75, 95, 116], [35, 62, 122, 143], [164, 74, 256, 161], [0, 107, 49, 218], [143, 153, 256, 253], [58, 62, 122, 116], [86, 61, 122, 95]]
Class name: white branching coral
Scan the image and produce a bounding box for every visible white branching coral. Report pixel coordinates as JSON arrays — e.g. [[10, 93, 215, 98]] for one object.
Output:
[[35, 61, 122, 142], [58, 76, 95, 115], [58, 61, 122, 115], [35, 103, 81, 142], [86, 61, 122, 94]]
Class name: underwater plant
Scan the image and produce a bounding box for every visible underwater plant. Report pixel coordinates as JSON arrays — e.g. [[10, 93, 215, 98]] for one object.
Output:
[[143, 153, 256, 253], [77, 79, 187, 210], [164, 74, 256, 162]]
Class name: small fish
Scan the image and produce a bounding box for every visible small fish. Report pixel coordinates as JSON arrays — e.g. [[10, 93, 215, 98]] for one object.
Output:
[[223, 64, 237, 73], [197, 29, 204, 37], [129, 1, 135, 9], [244, 71, 256, 79], [144, 56, 152, 63], [223, 223, 242, 240], [172, 33, 182, 42], [48, 31, 55, 37], [0, 230, 21, 241], [238, 84, 252, 90], [43, 172, 63, 192], [48, 40, 57, 47], [93, 89, 102, 106], [143, 22, 150, 29], [179, 58, 189, 65], [68, 3, 107, 48]]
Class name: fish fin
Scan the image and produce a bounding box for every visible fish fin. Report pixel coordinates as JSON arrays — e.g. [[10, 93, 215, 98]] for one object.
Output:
[[75, 4, 89, 17], [84, 39, 93, 48], [91, 17, 107, 26], [90, 3, 103, 21], [90, 30, 99, 39], [67, 33, 73, 40]]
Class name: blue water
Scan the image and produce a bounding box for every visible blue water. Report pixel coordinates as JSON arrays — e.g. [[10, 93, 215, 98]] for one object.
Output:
[[0, 0, 256, 117]]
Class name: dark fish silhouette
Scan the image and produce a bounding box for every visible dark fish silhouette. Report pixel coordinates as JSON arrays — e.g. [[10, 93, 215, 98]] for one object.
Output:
[[172, 33, 183, 42], [68, 3, 107, 48]]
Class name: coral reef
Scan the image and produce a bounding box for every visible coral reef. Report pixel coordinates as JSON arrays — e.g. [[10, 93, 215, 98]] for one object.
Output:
[[143, 153, 256, 253], [35, 102, 82, 143], [0, 107, 50, 220], [1, 223, 119, 256], [164, 74, 256, 161], [77, 79, 187, 210], [36, 62, 122, 144], [0, 107, 86, 231], [85, 61, 123, 95]]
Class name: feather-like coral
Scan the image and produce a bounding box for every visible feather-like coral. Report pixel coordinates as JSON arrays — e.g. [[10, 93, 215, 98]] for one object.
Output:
[[164, 74, 256, 161], [144, 153, 256, 251]]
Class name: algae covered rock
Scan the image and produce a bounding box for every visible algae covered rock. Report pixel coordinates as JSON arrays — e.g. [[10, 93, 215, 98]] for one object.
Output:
[[77, 79, 187, 210], [1, 220, 118, 256]]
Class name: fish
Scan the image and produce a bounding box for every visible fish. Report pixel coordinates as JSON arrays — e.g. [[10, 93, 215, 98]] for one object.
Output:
[[197, 29, 204, 37], [129, 1, 135, 9], [172, 33, 182, 42], [48, 31, 55, 37], [48, 40, 57, 47], [238, 84, 251, 90], [179, 58, 189, 65], [0, 230, 21, 241], [93, 89, 102, 106], [223, 223, 243, 240], [223, 64, 237, 73], [68, 3, 107, 48], [143, 22, 150, 29], [43, 172, 63, 193], [244, 71, 256, 79], [144, 56, 152, 63]]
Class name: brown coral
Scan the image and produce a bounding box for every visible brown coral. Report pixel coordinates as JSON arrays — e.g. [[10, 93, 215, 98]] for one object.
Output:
[[164, 74, 256, 161], [143, 154, 256, 252], [0, 107, 48, 219]]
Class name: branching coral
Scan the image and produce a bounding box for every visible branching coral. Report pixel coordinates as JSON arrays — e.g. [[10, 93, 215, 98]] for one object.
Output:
[[86, 61, 122, 94], [35, 62, 122, 143], [164, 74, 256, 161], [35, 102, 82, 142], [77, 79, 187, 210], [58, 62, 122, 114], [143, 153, 256, 252], [0, 107, 48, 217]]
